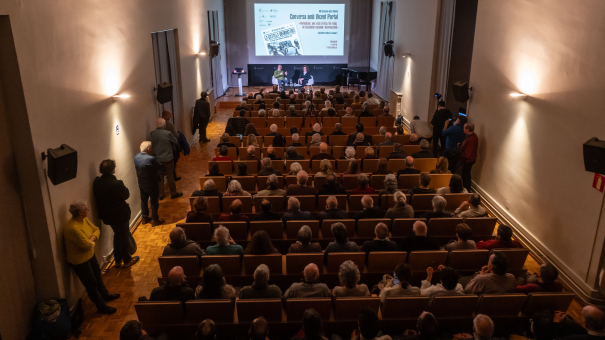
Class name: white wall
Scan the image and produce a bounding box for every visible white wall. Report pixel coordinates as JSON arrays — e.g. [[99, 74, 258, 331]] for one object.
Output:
[[369, 0, 381, 70], [390, 0, 440, 121], [0, 0, 226, 311], [469, 0, 605, 298]]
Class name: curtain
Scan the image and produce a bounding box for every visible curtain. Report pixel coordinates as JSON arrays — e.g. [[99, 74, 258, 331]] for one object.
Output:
[[434, 0, 456, 103], [151, 29, 183, 128], [375, 1, 395, 102], [210, 11, 225, 99], [166, 30, 182, 124]]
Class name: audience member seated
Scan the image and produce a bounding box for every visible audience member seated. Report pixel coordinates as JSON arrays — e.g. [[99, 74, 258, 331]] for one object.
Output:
[[257, 174, 287, 196], [218, 199, 250, 223], [365, 92, 380, 105], [361, 147, 378, 168], [352, 133, 372, 147], [400, 312, 440, 340], [282, 197, 314, 224], [329, 124, 347, 140], [386, 143, 407, 160], [239, 264, 282, 299], [347, 123, 373, 146], [290, 134, 304, 147], [213, 145, 232, 161], [361, 222, 399, 252], [186, 197, 215, 224], [379, 263, 419, 303], [419, 196, 452, 221], [327, 108, 337, 117], [245, 230, 279, 255], [400, 221, 440, 253], [195, 264, 237, 299], [289, 162, 303, 176], [395, 126, 405, 136], [379, 127, 388, 136], [305, 123, 325, 140], [227, 109, 250, 135], [430, 157, 451, 174], [342, 146, 356, 160], [309, 142, 335, 162], [259, 157, 283, 176], [282, 264, 332, 304], [315, 159, 334, 177], [385, 191, 414, 219], [343, 107, 355, 117], [307, 134, 322, 151], [412, 140, 434, 159], [206, 226, 244, 255], [224, 179, 251, 197], [379, 132, 394, 147], [120, 320, 169, 340], [150, 266, 195, 302], [217, 133, 239, 154], [407, 173, 437, 195], [245, 124, 260, 139], [318, 173, 347, 195], [352, 173, 376, 194], [454, 193, 487, 218], [258, 109, 266, 118], [288, 225, 322, 253], [477, 225, 521, 250], [206, 161, 225, 177], [272, 135, 285, 148], [163, 227, 205, 258], [291, 308, 330, 340], [409, 116, 433, 141], [333, 260, 371, 297], [436, 174, 468, 194], [266, 124, 280, 137], [517, 262, 562, 294], [248, 316, 270, 340], [254, 199, 282, 221], [373, 159, 389, 175], [192, 179, 223, 201], [354, 308, 392, 340], [324, 222, 360, 260], [464, 252, 516, 294], [420, 266, 463, 296], [354, 195, 384, 222], [235, 162, 249, 177], [287, 171, 317, 195], [358, 106, 374, 118], [397, 157, 421, 176], [445, 223, 477, 250], [556, 306, 605, 340], [318, 195, 349, 224]]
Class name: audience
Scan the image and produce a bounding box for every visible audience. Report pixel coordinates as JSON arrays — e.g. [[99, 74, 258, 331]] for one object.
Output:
[[460, 122, 479, 191], [120, 320, 169, 340], [192, 179, 223, 201], [206, 161, 224, 176], [400, 221, 440, 253], [334, 260, 370, 297], [163, 227, 205, 258], [454, 193, 487, 218], [307, 133, 322, 150], [330, 123, 347, 139], [223, 179, 251, 197], [385, 191, 414, 219], [286, 146, 305, 160], [206, 226, 244, 255], [289, 162, 303, 176], [400, 312, 440, 340], [352, 173, 376, 194], [305, 123, 325, 139], [318, 173, 347, 195], [239, 264, 282, 299], [379, 174, 400, 203], [412, 139, 434, 159], [150, 266, 195, 302], [282, 264, 332, 303], [373, 158, 389, 175], [445, 223, 477, 250], [318, 195, 349, 225], [354, 195, 384, 222], [267, 124, 281, 137], [254, 199, 282, 221], [235, 162, 249, 176], [419, 195, 452, 221], [315, 159, 334, 177], [324, 222, 359, 259], [245, 124, 260, 138], [258, 157, 283, 176], [287, 171, 317, 195], [288, 225, 322, 253], [361, 222, 398, 252], [464, 252, 516, 294], [309, 142, 335, 162], [186, 197, 215, 224], [443, 115, 468, 170], [226, 109, 249, 136], [353, 133, 372, 147], [386, 143, 407, 160], [217, 133, 238, 153], [517, 262, 562, 294], [196, 319, 216, 340], [245, 230, 279, 255], [379, 132, 394, 147], [343, 146, 356, 160], [343, 160, 360, 175], [195, 264, 237, 299], [213, 145, 232, 161], [249, 317, 270, 340], [282, 197, 314, 224], [379, 263, 419, 303], [436, 174, 468, 194], [246, 135, 260, 149], [397, 156, 421, 176], [407, 173, 436, 195], [476, 225, 521, 249], [257, 174, 287, 196], [430, 157, 451, 174], [420, 265, 463, 296]]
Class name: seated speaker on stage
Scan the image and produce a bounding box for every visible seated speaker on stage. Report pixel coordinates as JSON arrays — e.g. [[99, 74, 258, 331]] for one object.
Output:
[[298, 65, 312, 86], [274, 64, 288, 90]]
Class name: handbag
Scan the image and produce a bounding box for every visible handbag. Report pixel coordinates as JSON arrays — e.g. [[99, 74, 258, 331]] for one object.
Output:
[[128, 232, 137, 255]]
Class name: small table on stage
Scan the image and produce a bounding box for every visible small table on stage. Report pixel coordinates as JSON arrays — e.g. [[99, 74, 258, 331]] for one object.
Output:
[[230, 71, 247, 97], [284, 83, 303, 92]]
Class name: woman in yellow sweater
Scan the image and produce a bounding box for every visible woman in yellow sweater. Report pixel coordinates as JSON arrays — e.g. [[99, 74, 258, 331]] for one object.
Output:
[[63, 200, 120, 314]]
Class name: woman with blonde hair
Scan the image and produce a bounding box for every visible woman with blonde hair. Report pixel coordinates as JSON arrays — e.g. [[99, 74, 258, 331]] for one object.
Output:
[[288, 162, 303, 175], [247, 134, 259, 148], [385, 191, 414, 219], [272, 108, 281, 117], [343, 160, 359, 175], [258, 109, 266, 117], [315, 159, 333, 177], [223, 179, 251, 197], [373, 158, 389, 175], [430, 157, 451, 174]]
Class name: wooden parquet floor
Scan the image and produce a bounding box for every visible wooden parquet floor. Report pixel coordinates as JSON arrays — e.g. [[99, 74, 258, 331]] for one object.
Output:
[[76, 88, 585, 339]]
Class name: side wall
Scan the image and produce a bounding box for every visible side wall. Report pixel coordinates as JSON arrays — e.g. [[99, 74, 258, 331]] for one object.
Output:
[[469, 0, 605, 298]]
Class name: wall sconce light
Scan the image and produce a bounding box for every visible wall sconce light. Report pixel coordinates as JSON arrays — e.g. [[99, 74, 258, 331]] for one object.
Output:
[[112, 94, 130, 99], [198, 52, 207, 56], [402, 53, 411, 58], [510, 92, 528, 99]]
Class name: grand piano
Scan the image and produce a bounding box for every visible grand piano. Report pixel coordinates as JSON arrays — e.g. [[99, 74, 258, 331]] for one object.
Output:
[[342, 67, 377, 90]]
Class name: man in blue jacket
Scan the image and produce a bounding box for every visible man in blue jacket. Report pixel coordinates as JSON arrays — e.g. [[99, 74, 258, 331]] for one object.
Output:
[[135, 141, 164, 227], [442, 115, 468, 172]]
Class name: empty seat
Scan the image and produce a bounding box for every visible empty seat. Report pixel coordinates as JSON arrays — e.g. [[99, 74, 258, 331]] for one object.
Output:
[[403, 145, 421, 155], [387, 159, 405, 173], [212, 160, 234, 175], [322, 219, 355, 238], [490, 248, 529, 270], [271, 159, 286, 172], [286, 220, 320, 239], [414, 158, 437, 173], [428, 218, 463, 236], [369, 173, 386, 189], [328, 134, 349, 147], [446, 249, 490, 271], [249, 221, 284, 239], [521, 292, 576, 316], [475, 294, 527, 318], [216, 221, 248, 240], [201, 255, 241, 276], [186, 300, 234, 323], [357, 219, 392, 238], [465, 217, 497, 237], [377, 116, 395, 128], [410, 194, 436, 211], [135, 301, 185, 327], [428, 174, 452, 189], [334, 297, 380, 320], [286, 298, 332, 321], [243, 254, 283, 275], [222, 196, 253, 214], [326, 252, 365, 273], [229, 136, 242, 146], [237, 299, 282, 322], [287, 117, 304, 128], [430, 295, 479, 318], [206, 196, 222, 214], [158, 256, 201, 278], [392, 218, 425, 237], [367, 252, 408, 272], [286, 253, 324, 274], [379, 145, 394, 157], [408, 251, 449, 270], [359, 117, 376, 127], [381, 296, 430, 319], [176, 222, 212, 242]]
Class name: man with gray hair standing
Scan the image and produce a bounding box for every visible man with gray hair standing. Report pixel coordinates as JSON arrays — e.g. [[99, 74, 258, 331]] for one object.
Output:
[[412, 139, 434, 159], [135, 141, 163, 226], [239, 264, 282, 299], [151, 118, 182, 200]]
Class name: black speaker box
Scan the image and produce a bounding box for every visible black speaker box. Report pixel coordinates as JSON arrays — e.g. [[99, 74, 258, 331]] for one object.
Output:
[[584, 138, 605, 175], [453, 81, 470, 103], [47, 144, 77, 185], [156, 82, 173, 104], [210, 41, 220, 57], [383, 41, 394, 57]]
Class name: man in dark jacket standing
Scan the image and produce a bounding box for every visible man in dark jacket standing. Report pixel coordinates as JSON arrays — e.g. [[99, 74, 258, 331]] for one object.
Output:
[[93, 159, 140, 268], [430, 100, 452, 157], [135, 141, 164, 227], [194, 91, 211, 143]]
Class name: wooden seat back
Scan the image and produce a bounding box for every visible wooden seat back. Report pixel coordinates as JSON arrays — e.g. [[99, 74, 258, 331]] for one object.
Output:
[[201, 255, 241, 275], [236, 160, 260, 173], [257, 176, 285, 191], [285, 160, 310, 174], [332, 146, 345, 160], [287, 220, 320, 239], [387, 159, 405, 173], [522, 293, 576, 316], [391, 218, 425, 237], [348, 194, 379, 212], [216, 221, 248, 241], [367, 252, 408, 272], [357, 219, 392, 238], [254, 195, 286, 213], [476, 294, 527, 317], [403, 145, 421, 155], [322, 219, 355, 239], [334, 297, 380, 320], [444, 194, 472, 211], [222, 196, 253, 214], [407, 251, 449, 270], [378, 116, 395, 127], [229, 136, 242, 146], [287, 117, 304, 128], [286, 298, 332, 321], [398, 174, 421, 190], [285, 253, 324, 274], [249, 117, 267, 127], [200, 176, 227, 192], [490, 248, 529, 270], [382, 296, 430, 319], [328, 135, 349, 147], [206, 196, 222, 213], [363, 159, 380, 173], [186, 300, 233, 323], [341, 116, 358, 127], [339, 162, 359, 176], [214, 148, 238, 161], [176, 222, 212, 242], [359, 117, 376, 127], [428, 174, 452, 189], [267, 117, 284, 128], [249, 221, 284, 240], [369, 174, 386, 189], [379, 145, 394, 157], [238, 147, 262, 159], [243, 254, 283, 275], [234, 176, 257, 193], [393, 134, 410, 145], [414, 158, 437, 173], [237, 299, 282, 322], [446, 249, 490, 271], [428, 218, 463, 236], [293, 195, 317, 212], [322, 116, 341, 126], [158, 256, 201, 278], [410, 194, 436, 211], [263, 136, 274, 146], [430, 295, 479, 318], [135, 301, 184, 326], [464, 217, 497, 237], [327, 252, 365, 273], [317, 195, 347, 212]]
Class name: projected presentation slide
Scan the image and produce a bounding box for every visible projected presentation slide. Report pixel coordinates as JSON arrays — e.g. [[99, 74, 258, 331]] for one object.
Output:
[[254, 3, 345, 56]]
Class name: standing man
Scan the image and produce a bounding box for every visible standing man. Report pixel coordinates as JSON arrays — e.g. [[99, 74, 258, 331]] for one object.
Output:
[[274, 65, 288, 90], [430, 101, 452, 157], [298, 65, 312, 86], [161, 110, 181, 181], [151, 118, 183, 200], [93, 160, 140, 268], [194, 91, 211, 143], [442, 115, 468, 173], [135, 141, 164, 227], [459, 122, 478, 191]]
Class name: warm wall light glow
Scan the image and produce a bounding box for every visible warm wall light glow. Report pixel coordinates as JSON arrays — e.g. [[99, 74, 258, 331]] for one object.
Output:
[[112, 94, 130, 98], [510, 93, 528, 97], [103, 69, 120, 96], [198, 52, 207, 56], [518, 69, 538, 95], [402, 53, 411, 58]]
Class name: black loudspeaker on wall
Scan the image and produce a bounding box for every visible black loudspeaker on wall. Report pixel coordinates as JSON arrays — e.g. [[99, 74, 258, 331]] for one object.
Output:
[[584, 138, 605, 175], [383, 40, 394, 57], [452, 81, 470, 103], [156, 82, 173, 104], [46, 144, 78, 185], [210, 40, 220, 57]]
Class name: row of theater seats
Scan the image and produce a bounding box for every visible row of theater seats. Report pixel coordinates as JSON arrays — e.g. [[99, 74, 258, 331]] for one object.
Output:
[[224, 133, 407, 148], [235, 108, 389, 119], [245, 97, 361, 106]]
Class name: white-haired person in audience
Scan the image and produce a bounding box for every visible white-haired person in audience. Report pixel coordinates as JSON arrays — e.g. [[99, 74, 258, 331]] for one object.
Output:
[[305, 123, 325, 140], [150, 266, 195, 302], [454, 193, 487, 218], [271, 108, 281, 117], [464, 252, 516, 294], [320, 100, 332, 116], [195, 264, 236, 299], [354, 195, 384, 225], [288, 105, 300, 117], [385, 191, 414, 219], [64, 200, 121, 314], [282, 263, 332, 304], [223, 179, 251, 197], [191, 179, 223, 212], [343, 107, 355, 117], [397, 156, 421, 177], [342, 146, 356, 160], [217, 199, 250, 223], [315, 159, 334, 178], [290, 134, 304, 147], [324, 222, 359, 261], [286, 146, 305, 161], [378, 126, 388, 136], [445, 223, 477, 251], [379, 173, 400, 199], [379, 263, 420, 303], [309, 142, 335, 163], [412, 139, 434, 159], [282, 197, 313, 224], [256, 174, 286, 197], [258, 157, 282, 176], [286, 170, 317, 196], [288, 162, 303, 176], [379, 132, 394, 147], [365, 92, 380, 105], [352, 133, 372, 147], [254, 199, 282, 222], [135, 141, 164, 226], [205, 226, 243, 255], [400, 221, 440, 254], [307, 133, 322, 152], [419, 195, 451, 222], [361, 222, 398, 253], [258, 108, 266, 118], [288, 225, 322, 253], [163, 227, 205, 259], [318, 195, 349, 225], [239, 264, 282, 299], [217, 132, 238, 150], [186, 197, 215, 225], [267, 124, 280, 137], [352, 173, 376, 195], [436, 174, 468, 194], [420, 265, 464, 296], [334, 260, 371, 297]]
